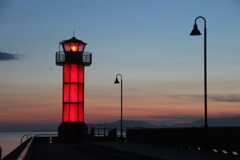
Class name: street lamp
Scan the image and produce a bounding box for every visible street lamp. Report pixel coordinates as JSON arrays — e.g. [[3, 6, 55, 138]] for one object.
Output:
[[190, 16, 208, 128], [114, 74, 123, 141]]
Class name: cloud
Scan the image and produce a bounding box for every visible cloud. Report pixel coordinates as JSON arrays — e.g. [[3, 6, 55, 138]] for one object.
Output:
[[163, 94, 240, 103], [163, 94, 203, 100], [148, 115, 204, 125], [149, 115, 202, 122], [209, 94, 240, 103], [0, 51, 20, 61]]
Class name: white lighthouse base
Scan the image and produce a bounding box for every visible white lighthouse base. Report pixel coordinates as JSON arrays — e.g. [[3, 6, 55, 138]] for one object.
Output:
[[58, 122, 88, 143]]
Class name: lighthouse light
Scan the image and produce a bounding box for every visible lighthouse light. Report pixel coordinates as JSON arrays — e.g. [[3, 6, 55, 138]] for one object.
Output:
[[62, 43, 86, 52], [71, 46, 77, 51], [63, 43, 79, 52]]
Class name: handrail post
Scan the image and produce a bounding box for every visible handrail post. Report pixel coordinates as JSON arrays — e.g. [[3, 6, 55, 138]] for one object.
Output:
[[104, 128, 106, 137], [0, 146, 2, 160], [21, 135, 28, 144], [91, 127, 95, 138]]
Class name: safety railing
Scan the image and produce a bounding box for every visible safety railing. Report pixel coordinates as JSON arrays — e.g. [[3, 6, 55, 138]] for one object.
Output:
[[34, 134, 51, 143], [0, 146, 2, 160], [127, 127, 240, 156], [17, 138, 34, 160], [56, 51, 92, 66], [90, 127, 117, 141], [21, 134, 32, 144], [51, 134, 58, 143]]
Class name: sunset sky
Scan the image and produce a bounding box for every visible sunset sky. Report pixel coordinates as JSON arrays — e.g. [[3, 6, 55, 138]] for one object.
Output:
[[0, 0, 240, 126]]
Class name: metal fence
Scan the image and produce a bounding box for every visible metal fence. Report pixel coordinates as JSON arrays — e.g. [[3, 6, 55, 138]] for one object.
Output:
[[56, 51, 92, 66], [127, 127, 240, 155]]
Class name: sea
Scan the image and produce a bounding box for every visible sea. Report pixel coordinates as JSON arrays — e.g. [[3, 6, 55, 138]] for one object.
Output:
[[0, 130, 124, 159], [0, 132, 57, 159]]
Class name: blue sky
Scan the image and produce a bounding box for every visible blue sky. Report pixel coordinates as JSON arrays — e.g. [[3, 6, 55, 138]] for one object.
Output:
[[0, 0, 240, 126]]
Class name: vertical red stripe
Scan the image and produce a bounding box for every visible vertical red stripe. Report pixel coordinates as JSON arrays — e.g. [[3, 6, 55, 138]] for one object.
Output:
[[70, 104, 78, 122], [78, 84, 84, 102], [63, 104, 69, 122], [78, 104, 84, 122], [79, 65, 84, 83], [63, 84, 69, 102], [70, 64, 78, 83], [69, 84, 77, 102], [63, 64, 70, 83]]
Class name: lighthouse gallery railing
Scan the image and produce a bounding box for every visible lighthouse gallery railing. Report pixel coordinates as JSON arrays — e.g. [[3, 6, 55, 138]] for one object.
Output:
[[56, 51, 92, 66]]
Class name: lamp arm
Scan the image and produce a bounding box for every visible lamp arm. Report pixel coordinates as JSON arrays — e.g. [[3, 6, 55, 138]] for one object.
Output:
[[195, 16, 206, 28], [116, 74, 122, 80]]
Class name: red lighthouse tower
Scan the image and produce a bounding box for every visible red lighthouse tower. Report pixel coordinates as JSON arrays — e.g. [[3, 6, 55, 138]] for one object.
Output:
[[56, 36, 92, 142]]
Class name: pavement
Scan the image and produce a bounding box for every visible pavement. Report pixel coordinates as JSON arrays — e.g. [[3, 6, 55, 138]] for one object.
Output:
[[32, 141, 240, 160], [33, 143, 99, 160], [86, 141, 240, 160], [4, 140, 240, 160]]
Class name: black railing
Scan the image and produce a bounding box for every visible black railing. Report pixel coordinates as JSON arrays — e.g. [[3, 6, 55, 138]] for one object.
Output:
[[21, 134, 32, 144], [90, 127, 117, 141], [56, 51, 92, 66], [127, 127, 240, 155], [34, 134, 51, 143]]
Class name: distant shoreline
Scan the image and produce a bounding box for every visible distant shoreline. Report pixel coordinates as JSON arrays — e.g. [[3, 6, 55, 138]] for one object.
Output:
[[1, 116, 240, 132]]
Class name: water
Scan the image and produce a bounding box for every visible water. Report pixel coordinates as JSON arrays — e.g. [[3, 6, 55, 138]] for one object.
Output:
[[0, 132, 56, 158], [0, 131, 124, 158]]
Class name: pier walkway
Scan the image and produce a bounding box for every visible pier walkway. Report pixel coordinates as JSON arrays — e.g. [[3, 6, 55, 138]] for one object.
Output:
[[32, 141, 239, 160], [3, 139, 240, 160], [85, 141, 239, 160]]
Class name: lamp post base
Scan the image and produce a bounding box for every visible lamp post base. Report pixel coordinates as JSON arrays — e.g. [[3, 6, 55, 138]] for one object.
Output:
[[58, 122, 88, 143]]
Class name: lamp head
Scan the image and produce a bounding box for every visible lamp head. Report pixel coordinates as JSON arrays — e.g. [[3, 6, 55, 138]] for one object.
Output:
[[114, 77, 120, 84], [190, 24, 201, 36], [61, 37, 87, 52]]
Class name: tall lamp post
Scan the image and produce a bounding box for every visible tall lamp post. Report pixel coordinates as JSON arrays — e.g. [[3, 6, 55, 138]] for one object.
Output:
[[190, 16, 208, 129], [114, 74, 123, 141]]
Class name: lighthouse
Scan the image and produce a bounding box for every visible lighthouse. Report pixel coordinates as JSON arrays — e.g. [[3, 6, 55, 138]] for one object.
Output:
[[56, 36, 92, 142]]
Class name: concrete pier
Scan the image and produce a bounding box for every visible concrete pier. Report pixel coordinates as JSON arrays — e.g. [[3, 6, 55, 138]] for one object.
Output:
[[3, 138, 240, 160]]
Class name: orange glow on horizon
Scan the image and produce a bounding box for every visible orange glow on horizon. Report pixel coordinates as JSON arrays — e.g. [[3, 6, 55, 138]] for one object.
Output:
[[1, 84, 240, 125]]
